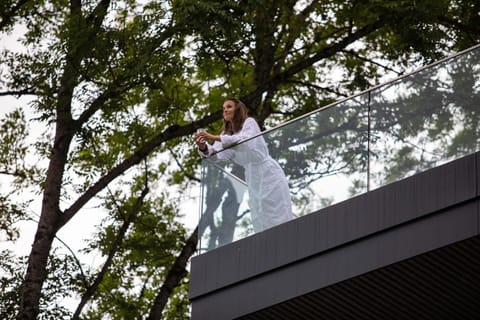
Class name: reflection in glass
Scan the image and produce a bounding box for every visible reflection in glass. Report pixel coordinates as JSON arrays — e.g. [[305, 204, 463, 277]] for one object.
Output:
[[264, 95, 369, 216], [370, 48, 480, 189], [198, 160, 250, 253]]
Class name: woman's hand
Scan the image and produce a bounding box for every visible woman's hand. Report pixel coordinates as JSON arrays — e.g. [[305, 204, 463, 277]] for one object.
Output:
[[194, 132, 208, 152], [195, 131, 220, 143]]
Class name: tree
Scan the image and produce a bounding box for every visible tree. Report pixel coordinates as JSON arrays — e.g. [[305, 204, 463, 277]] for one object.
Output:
[[1, 0, 200, 318], [0, 0, 479, 319]]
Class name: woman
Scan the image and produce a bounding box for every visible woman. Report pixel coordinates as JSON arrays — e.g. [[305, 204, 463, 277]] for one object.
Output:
[[195, 98, 293, 232]]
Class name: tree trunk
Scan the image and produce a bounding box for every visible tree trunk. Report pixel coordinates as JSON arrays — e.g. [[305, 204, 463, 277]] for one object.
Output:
[[17, 126, 73, 320], [17, 215, 57, 319], [16, 2, 111, 318]]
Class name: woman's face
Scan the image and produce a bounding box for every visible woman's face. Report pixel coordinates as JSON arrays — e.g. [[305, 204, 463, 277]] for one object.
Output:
[[223, 100, 235, 122]]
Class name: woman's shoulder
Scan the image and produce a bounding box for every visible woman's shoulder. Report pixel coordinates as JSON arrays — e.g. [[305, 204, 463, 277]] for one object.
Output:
[[244, 117, 258, 124], [241, 117, 260, 132]]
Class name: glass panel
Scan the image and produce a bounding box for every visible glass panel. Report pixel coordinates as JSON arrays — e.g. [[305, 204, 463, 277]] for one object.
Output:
[[264, 94, 369, 217], [198, 94, 369, 253], [198, 158, 250, 254], [369, 47, 480, 189], [198, 45, 480, 254]]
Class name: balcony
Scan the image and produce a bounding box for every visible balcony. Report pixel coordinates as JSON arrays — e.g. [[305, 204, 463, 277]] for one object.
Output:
[[190, 45, 480, 319]]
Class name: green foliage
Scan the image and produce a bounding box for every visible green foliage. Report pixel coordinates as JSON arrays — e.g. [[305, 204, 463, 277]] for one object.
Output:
[[0, 250, 24, 318], [0, 109, 39, 240], [0, 110, 31, 185], [162, 281, 191, 320], [81, 187, 188, 319], [0, 195, 29, 241], [0, 249, 79, 320]]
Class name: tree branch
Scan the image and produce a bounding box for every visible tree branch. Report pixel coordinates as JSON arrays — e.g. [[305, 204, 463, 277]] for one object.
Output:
[[167, 147, 201, 183], [0, 0, 30, 31], [146, 227, 198, 320], [284, 79, 350, 97], [277, 18, 387, 83], [240, 18, 387, 108], [0, 89, 36, 97], [341, 49, 404, 75], [437, 15, 480, 36], [0, 169, 26, 178], [58, 110, 223, 229], [25, 214, 89, 289], [71, 185, 149, 320]]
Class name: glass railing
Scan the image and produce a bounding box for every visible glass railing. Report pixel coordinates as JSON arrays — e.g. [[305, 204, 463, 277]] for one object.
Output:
[[198, 45, 480, 254]]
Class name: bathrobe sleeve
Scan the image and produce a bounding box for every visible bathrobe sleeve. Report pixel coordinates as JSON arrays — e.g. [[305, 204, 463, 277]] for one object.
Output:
[[198, 140, 235, 161], [220, 118, 260, 148]]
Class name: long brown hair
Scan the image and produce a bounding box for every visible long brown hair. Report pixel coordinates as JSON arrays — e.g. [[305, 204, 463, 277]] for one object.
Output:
[[222, 98, 249, 135]]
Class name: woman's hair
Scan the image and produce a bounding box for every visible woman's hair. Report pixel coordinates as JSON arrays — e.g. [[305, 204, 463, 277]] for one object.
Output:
[[222, 98, 249, 134]]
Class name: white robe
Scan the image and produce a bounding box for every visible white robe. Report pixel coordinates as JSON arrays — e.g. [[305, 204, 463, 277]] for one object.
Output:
[[201, 117, 293, 232]]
